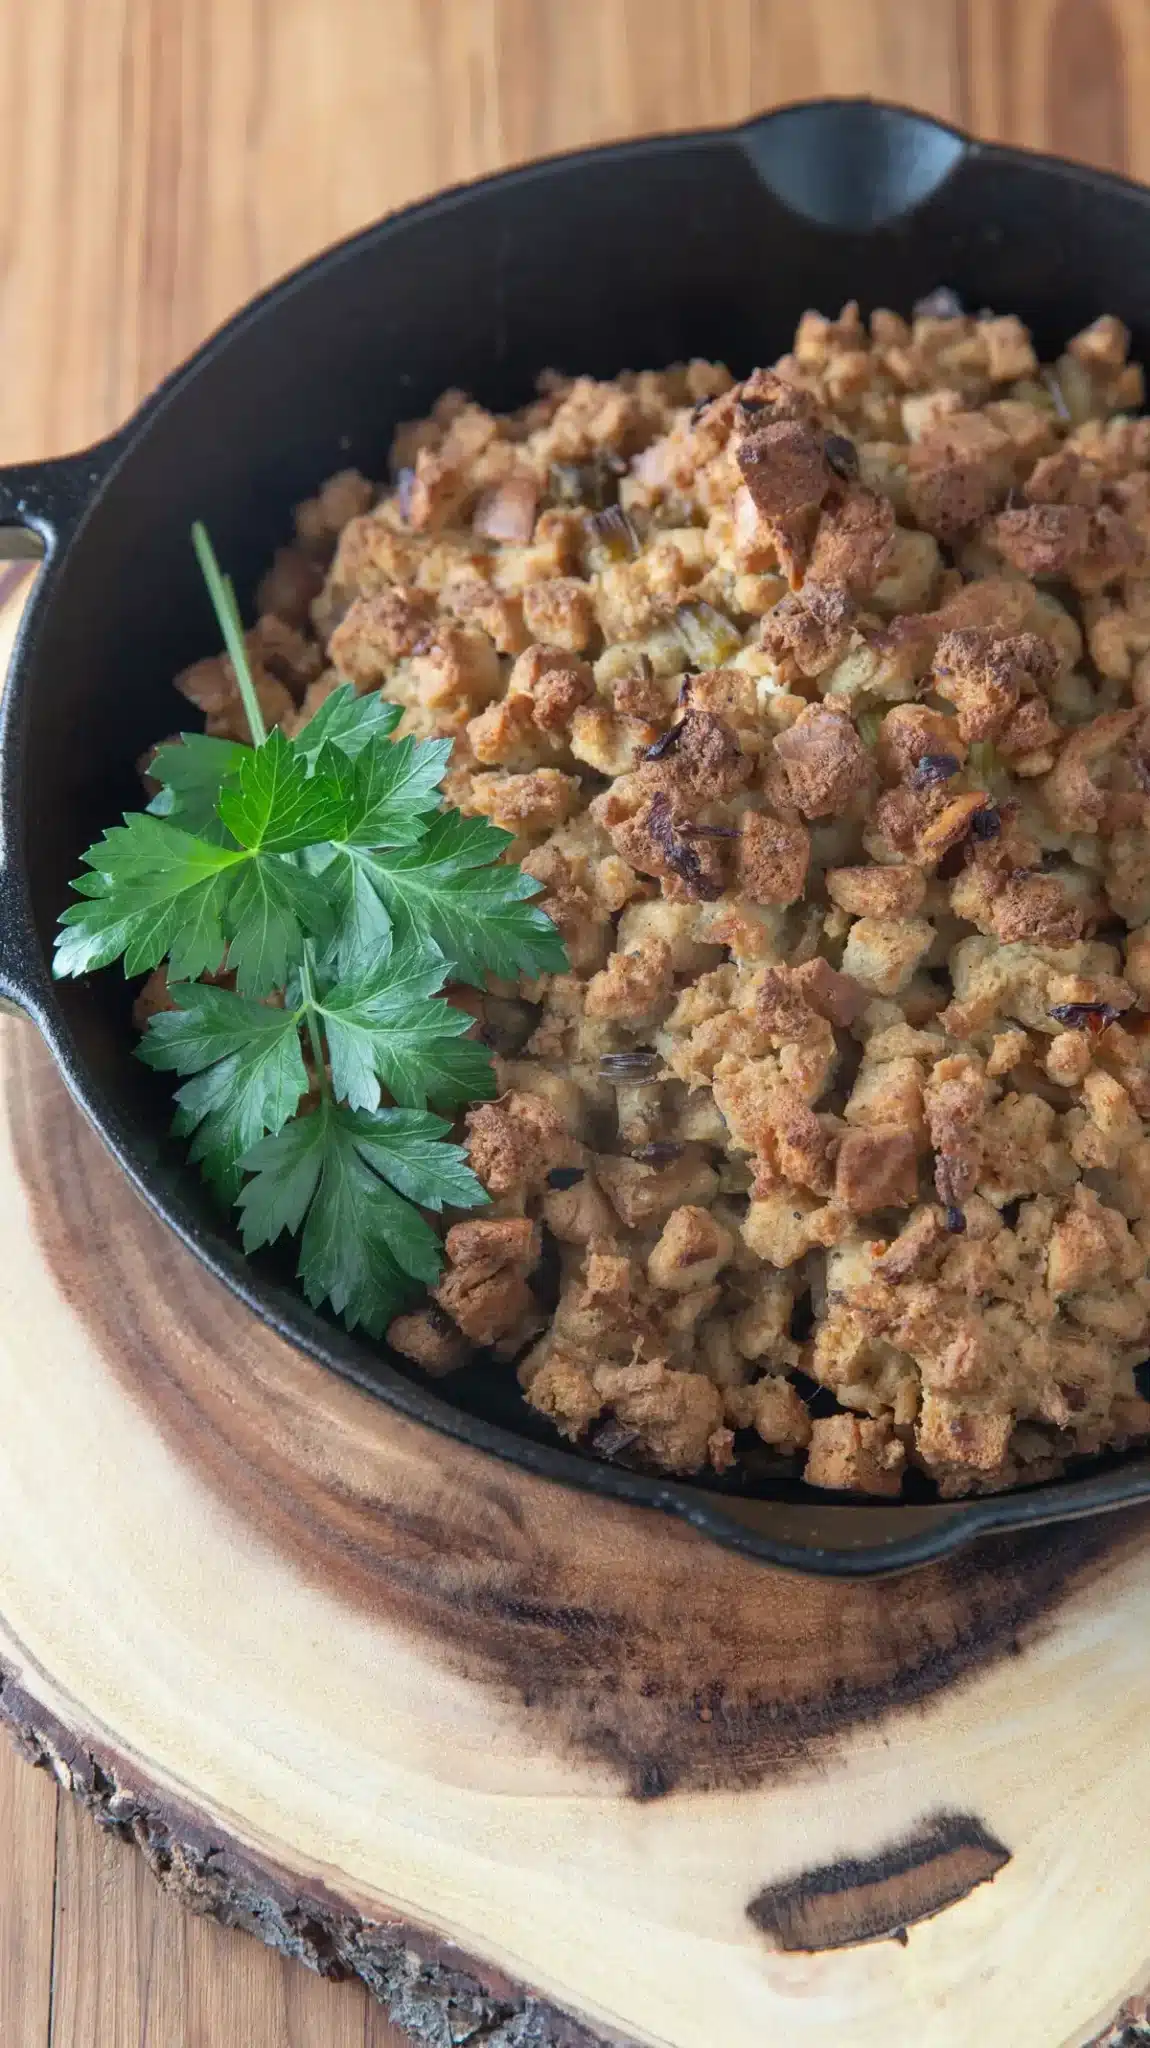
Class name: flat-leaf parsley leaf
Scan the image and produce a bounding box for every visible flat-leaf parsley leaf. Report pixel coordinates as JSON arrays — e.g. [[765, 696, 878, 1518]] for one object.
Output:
[[140, 982, 309, 1201], [237, 1099, 486, 1336], [316, 808, 567, 986], [314, 933, 495, 1113], [147, 734, 248, 835], [218, 725, 348, 853]]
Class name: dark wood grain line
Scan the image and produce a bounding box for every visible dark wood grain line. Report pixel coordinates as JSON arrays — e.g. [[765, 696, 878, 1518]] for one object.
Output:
[[140, 0, 180, 396], [748, 0, 817, 115], [952, 0, 974, 132], [491, 0, 547, 165], [0, 1731, 56, 2048], [44, 0, 80, 458], [1046, 0, 1128, 174], [107, 3, 136, 433], [994, 0, 1019, 144]]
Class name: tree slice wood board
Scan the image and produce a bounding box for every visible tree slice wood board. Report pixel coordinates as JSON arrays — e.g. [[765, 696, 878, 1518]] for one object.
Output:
[[3, 1013, 1150, 2048]]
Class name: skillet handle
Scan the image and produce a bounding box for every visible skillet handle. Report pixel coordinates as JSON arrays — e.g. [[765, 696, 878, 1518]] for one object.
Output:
[[0, 440, 122, 553], [0, 435, 124, 1019], [735, 98, 971, 232], [0, 881, 38, 1021]]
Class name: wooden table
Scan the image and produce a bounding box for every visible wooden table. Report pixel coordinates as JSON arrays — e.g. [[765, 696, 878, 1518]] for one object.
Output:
[[1, 2, 1146, 2043]]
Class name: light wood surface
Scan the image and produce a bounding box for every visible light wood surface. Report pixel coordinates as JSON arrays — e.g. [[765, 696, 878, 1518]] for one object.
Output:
[[4, 3, 1150, 2045]]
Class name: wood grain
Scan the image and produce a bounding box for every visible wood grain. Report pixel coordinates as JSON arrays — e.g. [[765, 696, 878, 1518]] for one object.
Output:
[[0, 0, 976, 469], [2, 2, 1150, 2045], [0, 1732, 55, 2048], [49, 1799, 404, 2048]]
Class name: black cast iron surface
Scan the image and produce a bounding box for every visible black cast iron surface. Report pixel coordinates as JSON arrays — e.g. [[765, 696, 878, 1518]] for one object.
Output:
[[3, 97, 1150, 1573]]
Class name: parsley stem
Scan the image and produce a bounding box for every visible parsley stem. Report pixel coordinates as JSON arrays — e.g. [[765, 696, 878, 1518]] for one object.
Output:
[[191, 524, 327, 1092], [298, 943, 330, 1100], [191, 522, 269, 747]]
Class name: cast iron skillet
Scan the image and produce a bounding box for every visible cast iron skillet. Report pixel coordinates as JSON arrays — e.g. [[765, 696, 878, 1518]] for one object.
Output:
[[3, 95, 1150, 1576]]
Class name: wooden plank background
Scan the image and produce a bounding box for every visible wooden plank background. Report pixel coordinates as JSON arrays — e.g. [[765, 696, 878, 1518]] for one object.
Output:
[[0, 0, 1144, 2040]]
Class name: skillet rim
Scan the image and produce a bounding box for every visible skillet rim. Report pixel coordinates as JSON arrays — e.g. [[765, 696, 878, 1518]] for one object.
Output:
[[5, 95, 1150, 1575]]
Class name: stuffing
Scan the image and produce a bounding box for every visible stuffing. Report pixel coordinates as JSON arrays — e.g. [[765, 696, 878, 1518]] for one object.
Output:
[[808, 487, 897, 594], [804, 1415, 907, 1497], [596, 1147, 720, 1228], [792, 955, 870, 1027], [589, 1357, 727, 1474], [231, 304, 1150, 1498], [523, 576, 596, 650], [758, 581, 857, 679], [726, 1374, 813, 1452], [773, 702, 872, 817], [737, 810, 810, 905], [647, 1205, 735, 1292], [841, 915, 935, 995], [387, 1305, 473, 1377], [433, 1218, 542, 1346], [465, 1091, 576, 1197], [327, 585, 438, 684], [826, 864, 927, 917], [932, 627, 1056, 742], [906, 410, 1013, 540], [834, 1126, 920, 1212], [584, 937, 675, 1023]]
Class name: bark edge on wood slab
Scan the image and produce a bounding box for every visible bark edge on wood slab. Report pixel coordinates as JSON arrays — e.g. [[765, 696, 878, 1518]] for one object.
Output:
[[1087, 1999, 1150, 2048], [0, 1664, 627, 2048]]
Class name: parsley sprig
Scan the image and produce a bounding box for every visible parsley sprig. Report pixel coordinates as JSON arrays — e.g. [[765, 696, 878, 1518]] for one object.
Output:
[[54, 523, 567, 1335]]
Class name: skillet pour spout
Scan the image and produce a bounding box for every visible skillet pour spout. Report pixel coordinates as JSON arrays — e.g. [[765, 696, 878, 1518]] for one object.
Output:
[[3, 96, 1150, 1574]]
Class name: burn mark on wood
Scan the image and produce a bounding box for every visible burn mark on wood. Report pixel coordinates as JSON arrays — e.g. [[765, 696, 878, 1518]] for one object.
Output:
[[747, 1813, 1010, 1951]]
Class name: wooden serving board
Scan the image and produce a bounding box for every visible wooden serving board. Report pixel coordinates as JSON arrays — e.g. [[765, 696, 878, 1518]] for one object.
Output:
[[3, 1011, 1150, 2048]]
